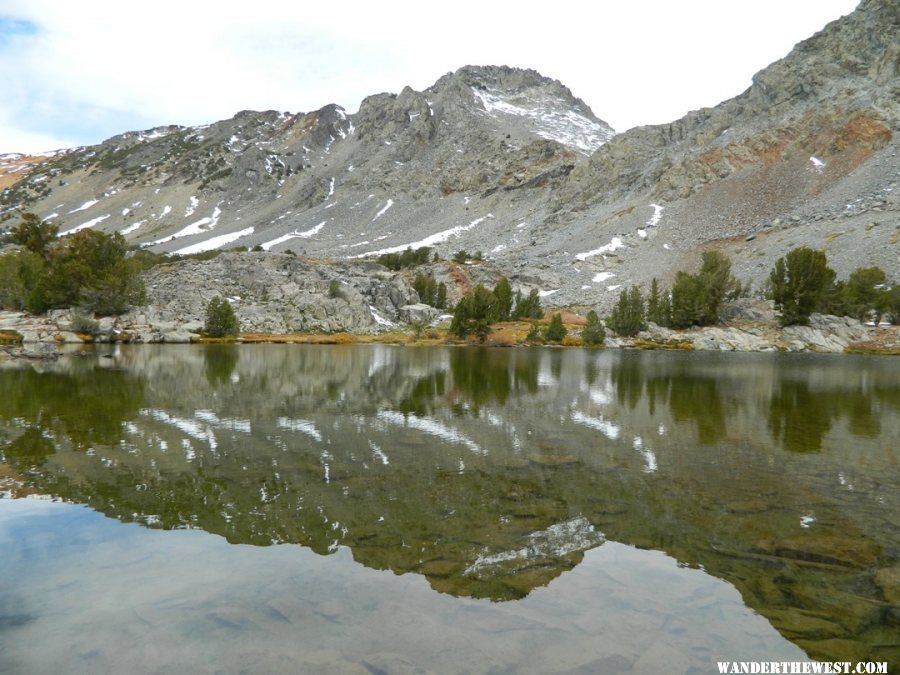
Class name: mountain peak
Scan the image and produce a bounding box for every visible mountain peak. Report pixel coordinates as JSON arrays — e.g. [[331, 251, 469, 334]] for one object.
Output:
[[429, 65, 614, 154]]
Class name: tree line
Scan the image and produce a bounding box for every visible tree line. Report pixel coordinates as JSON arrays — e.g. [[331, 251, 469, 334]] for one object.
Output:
[[0, 213, 146, 315], [605, 247, 899, 337]]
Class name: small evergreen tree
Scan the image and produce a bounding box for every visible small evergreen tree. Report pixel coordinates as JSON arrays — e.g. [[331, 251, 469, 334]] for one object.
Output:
[[493, 277, 513, 321], [512, 288, 543, 320], [842, 266, 888, 323], [544, 312, 567, 342], [10, 212, 59, 262], [696, 251, 740, 323], [768, 247, 836, 326], [670, 271, 704, 329], [435, 282, 448, 310], [581, 310, 606, 345], [647, 278, 662, 324], [449, 284, 496, 341], [606, 286, 646, 336], [204, 296, 240, 337], [886, 285, 900, 325], [669, 252, 741, 328]]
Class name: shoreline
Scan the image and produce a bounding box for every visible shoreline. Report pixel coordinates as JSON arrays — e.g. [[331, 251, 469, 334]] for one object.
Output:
[[3, 311, 899, 360]]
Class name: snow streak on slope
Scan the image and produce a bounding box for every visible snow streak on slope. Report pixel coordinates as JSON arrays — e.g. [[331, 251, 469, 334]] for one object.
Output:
[[355, 215, 494, 258], [575, 237, 624, 261], [473, 89, 613, 154], [61, 214, 109, 235], [174, 226, 254, 255], [261, 222, 326, 250], [148, 206, 222, 246]]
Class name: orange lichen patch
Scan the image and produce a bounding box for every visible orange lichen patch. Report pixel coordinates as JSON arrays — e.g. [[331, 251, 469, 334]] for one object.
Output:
[[447, 265, 472, 295], [829, 113, 892, 152]]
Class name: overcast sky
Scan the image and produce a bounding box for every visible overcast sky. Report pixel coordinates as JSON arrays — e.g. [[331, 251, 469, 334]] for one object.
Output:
[[0, 0, 860, 154]]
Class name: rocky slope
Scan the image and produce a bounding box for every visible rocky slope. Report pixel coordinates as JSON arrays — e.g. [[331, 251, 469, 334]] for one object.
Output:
[[0, 0, 897, 315]]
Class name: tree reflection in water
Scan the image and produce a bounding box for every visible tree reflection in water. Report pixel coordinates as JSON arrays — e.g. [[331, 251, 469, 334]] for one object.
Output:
[[0, 347, 897, 665]]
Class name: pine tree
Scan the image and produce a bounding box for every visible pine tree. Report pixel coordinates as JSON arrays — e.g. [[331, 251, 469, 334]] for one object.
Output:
[[10, 212, 59, 262], [606, 286, 646, 336], [768, 247, 836, 326], [450, 284, 496, 341], [581, 310, 606, 345], [843, 266, 888, 323], [493, 277, 513, 321], [544, 312, 567, 342], [512, 288, 543, 320], [204, 297, 240, 337], [647, 278, 662, 324]]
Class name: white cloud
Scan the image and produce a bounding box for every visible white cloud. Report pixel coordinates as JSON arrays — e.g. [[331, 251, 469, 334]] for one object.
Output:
[[0, 0, 860, 153]]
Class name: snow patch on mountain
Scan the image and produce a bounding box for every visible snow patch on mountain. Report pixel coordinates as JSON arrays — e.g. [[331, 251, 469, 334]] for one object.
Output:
[[473, 89, 613, 154], [261, 221, 326, 250], [174, 226, 254, 255], [68, 199, 99, 214], [61, 214, 109, 235], [575, 237, 625, 261], [356, 215, 494, 258]]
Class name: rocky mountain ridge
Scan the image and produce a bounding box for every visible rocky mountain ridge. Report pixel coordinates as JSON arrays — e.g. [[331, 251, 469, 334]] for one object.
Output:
[[1, 0, 897, 315]]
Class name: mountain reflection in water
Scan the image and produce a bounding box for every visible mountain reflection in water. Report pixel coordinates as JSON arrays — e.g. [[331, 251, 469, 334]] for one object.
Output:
[[0, 345, 897, 667]]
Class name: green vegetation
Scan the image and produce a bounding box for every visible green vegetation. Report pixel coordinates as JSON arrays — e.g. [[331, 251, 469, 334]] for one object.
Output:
[[886, 286, 900, 325], [203, 296, 240, 338], [669, 251, 743, 328], [10, 212, 58, 260], [452, 250, 471, 264], [377, 246, 432, 270], [841, 267, 888, 323], [69, 310, 100, 336], [768, 247, 836, 326], [765, 248, 896, 326], [0, 213, 145, 315], [525, 323, 542, 342], [581, 310, 606, 346], [606, 286, 647, 337], [450, 284, 496, 341], [412, 273, 447, 310], [511, 288, 543, 320], [492, 277, 513, 321], [450, 282, 545, 342], [543, 313, 567, 343], [328, 279, 347, 300]]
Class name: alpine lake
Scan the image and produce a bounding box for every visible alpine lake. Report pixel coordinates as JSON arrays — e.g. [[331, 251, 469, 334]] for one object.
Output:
[[0, 345, 897, 674]]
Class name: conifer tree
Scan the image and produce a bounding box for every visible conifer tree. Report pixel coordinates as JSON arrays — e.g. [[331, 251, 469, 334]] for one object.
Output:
[[544, 312, 567, 342], [606, 286, 646, 336], [581, 310, 606, 345], [768, 247, 836, 325]]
